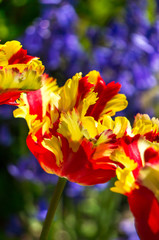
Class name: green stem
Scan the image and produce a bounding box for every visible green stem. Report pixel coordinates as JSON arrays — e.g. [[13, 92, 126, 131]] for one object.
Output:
[[39, 177, 67, 240]]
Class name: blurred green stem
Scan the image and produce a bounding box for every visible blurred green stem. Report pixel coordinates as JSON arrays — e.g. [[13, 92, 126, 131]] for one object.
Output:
[[39, 177, 67, 240]]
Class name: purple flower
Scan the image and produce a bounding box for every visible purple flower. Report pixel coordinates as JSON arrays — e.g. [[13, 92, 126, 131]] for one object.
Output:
[[8, 154, 58, 184], [20, 1, 86, 78], [19, 0, 159, 117], [131, 33, 154, 53], [36, 199, 48, 221], [5, 215, 23, 237], [65, 182, 85, 199], [40, 0, 62, 4], [55, 4, 78, 28], [120, 216, 140, 240], [0, 105, 15, 119], [0, 125, 12, 146]]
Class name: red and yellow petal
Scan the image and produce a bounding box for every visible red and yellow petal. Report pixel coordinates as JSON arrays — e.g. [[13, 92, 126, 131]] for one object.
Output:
[[128, 185, 159, 240], [27, 133, 117, 185], [57, 70, 128, 120], [132, 113, 159, 142], [0, 40, 42, 67], [86, 72, 128, 120], [13, 70, 129, 185], [26, 134, 61, 175], [62, 138, 117, 185], [0, 90, 22, 105], [0, 41, 45, 105]]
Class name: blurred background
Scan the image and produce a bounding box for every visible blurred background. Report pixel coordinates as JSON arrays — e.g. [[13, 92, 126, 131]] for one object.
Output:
[[0, 0, 159, 239]]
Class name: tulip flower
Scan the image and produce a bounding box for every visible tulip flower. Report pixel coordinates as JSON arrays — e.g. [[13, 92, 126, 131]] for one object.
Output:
[[0, 40, 44, 105], [110, 114, 159, 240], [13, 70, 128, 185]]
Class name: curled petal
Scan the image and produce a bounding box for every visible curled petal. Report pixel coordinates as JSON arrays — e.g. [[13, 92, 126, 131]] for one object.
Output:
[[86, 76, 128, 120]]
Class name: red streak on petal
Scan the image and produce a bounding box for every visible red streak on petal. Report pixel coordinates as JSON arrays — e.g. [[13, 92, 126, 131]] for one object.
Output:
[[145, 132, 159, 143], [27, 89, 43, 121], [86, 78, 121, 120], [75, 76, 93, 107], [8, 48, 35, 65], [144, 147, 159, 165], [120, 135, 142, 178], [26, 132, 117, 185], [61, 138, 116, 185], [26, 134, 60, 174], [0, 90, 21, 105]]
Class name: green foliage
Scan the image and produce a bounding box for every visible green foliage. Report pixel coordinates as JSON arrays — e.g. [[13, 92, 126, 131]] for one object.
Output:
[[76, 0, 126, 26], [46, 181, 124, 240], [0, 0, 40, 42], [146, 0, 156, 23]]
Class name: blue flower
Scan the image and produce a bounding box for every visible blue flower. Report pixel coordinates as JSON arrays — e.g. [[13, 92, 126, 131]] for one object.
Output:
[[8, 154, 58, 184], [0, 125, 12, 146], [20, 0, 159, 100]]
